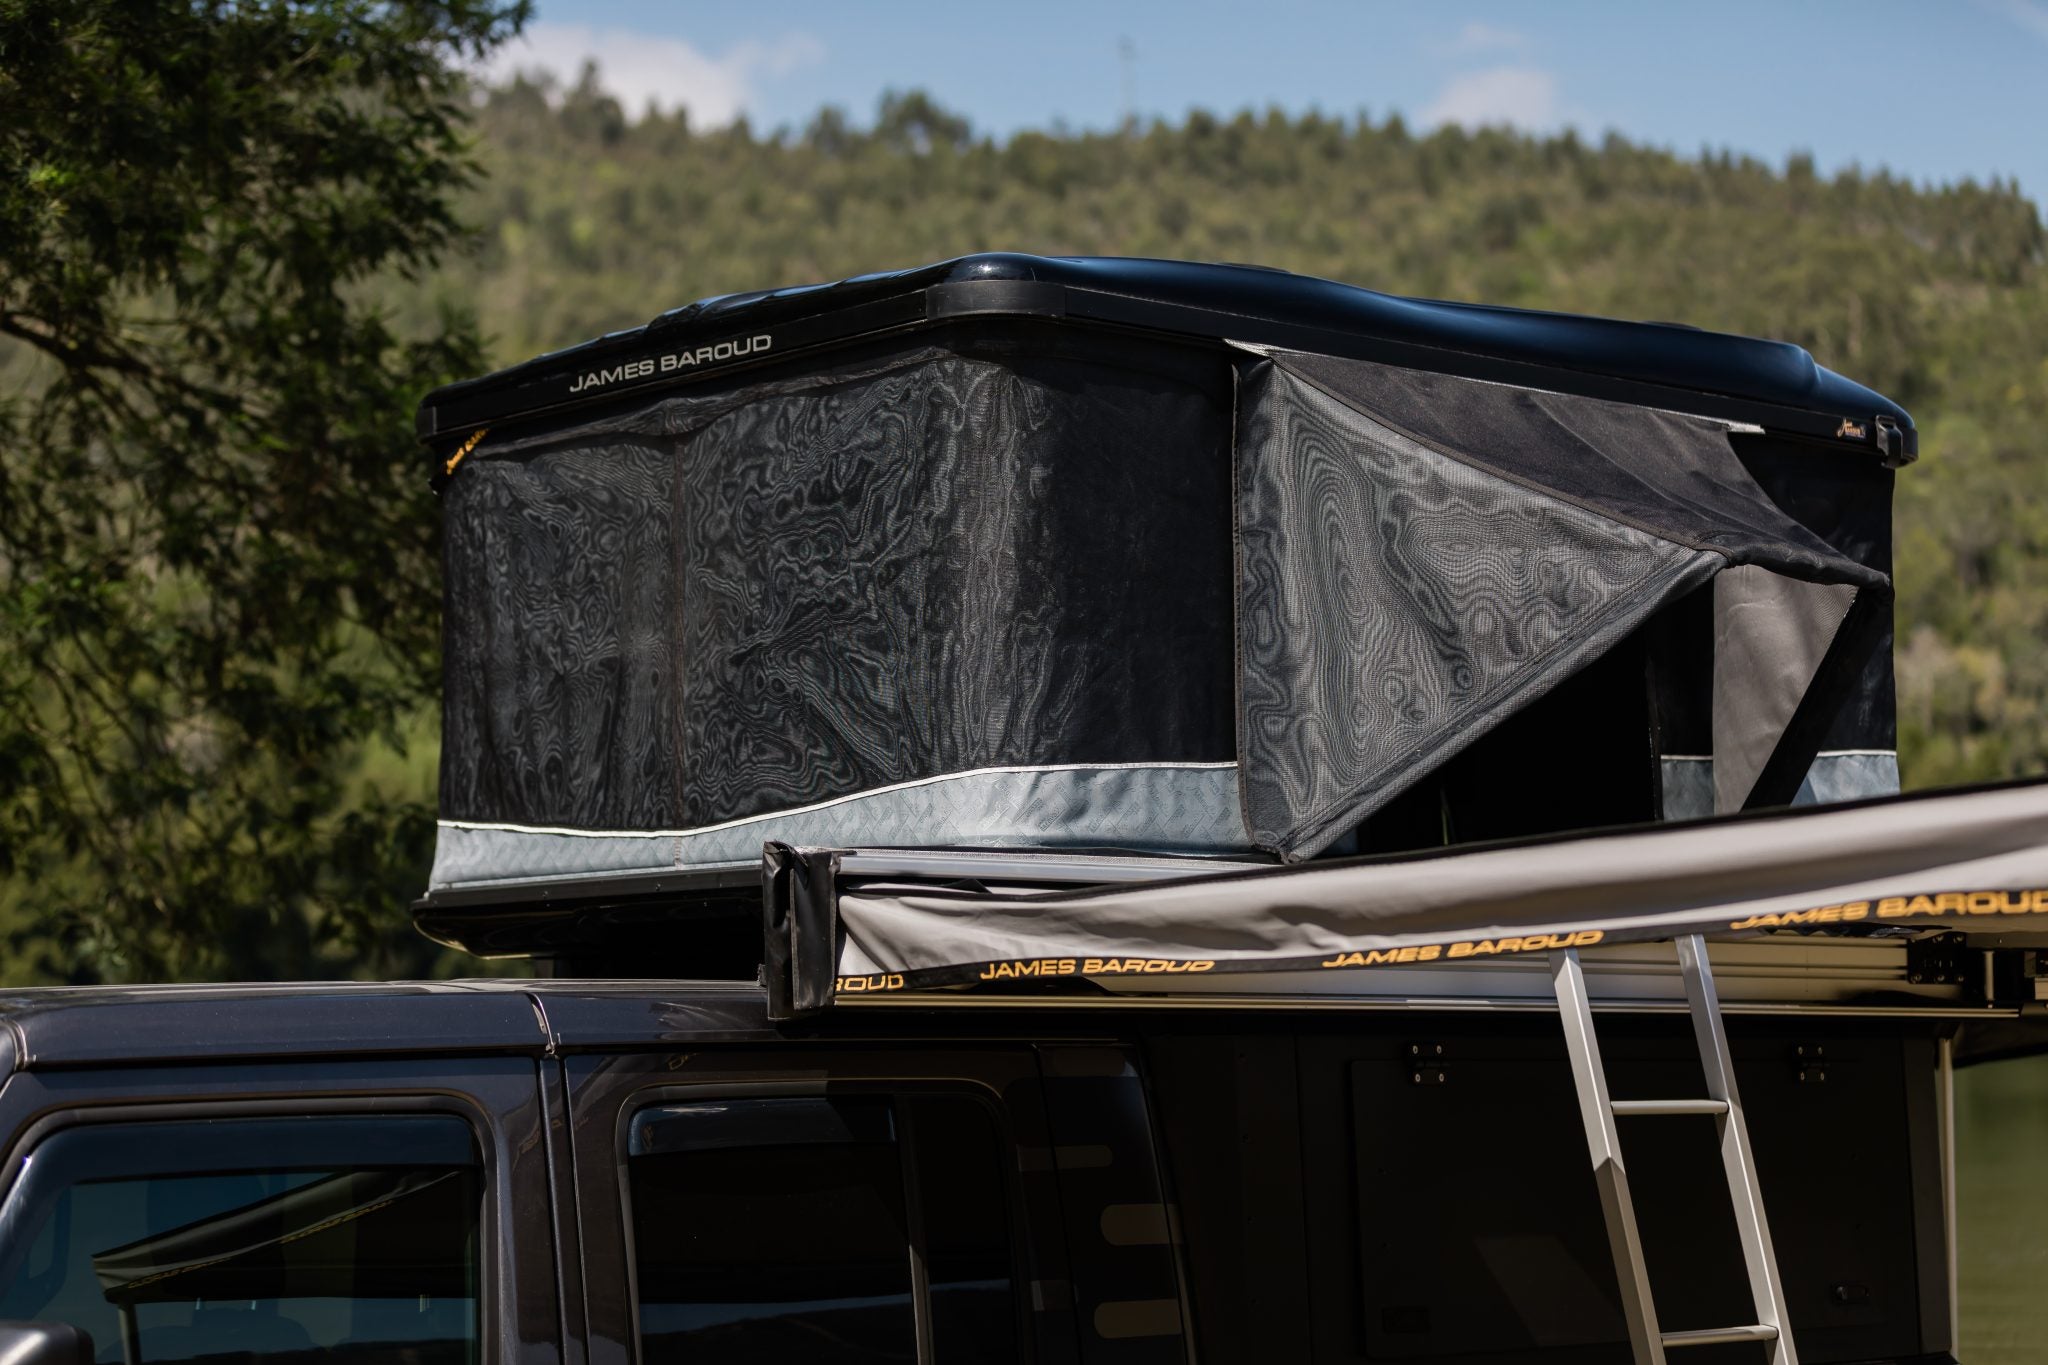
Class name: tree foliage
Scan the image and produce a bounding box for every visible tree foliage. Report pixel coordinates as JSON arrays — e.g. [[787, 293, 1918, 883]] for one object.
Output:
[[0, 1, 526, 980]]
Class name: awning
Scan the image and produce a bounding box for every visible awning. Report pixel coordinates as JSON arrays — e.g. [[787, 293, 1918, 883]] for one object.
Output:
[[767, 780, 2048, 1013]]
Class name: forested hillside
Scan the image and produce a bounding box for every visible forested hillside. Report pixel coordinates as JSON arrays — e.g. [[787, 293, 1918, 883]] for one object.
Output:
[[424, 75, 2048, 794]]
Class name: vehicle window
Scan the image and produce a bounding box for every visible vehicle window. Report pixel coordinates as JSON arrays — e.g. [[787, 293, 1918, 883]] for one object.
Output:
[[0, 1114, 482, 1365], [906, 1096, 1017, 1359], [626, 1093, 1019, 1364]]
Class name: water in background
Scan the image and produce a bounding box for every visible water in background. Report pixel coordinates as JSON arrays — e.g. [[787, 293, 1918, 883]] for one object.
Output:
[[1957, 1053, 2048, 1363]]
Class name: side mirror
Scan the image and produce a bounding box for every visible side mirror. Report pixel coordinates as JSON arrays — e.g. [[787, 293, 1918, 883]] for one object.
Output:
[[0, 1321, 94, 1365]]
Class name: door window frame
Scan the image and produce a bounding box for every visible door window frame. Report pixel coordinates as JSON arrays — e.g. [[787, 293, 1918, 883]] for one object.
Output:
[[0, 1055, 556, 1365], [564, 1047, 1073, 1365]]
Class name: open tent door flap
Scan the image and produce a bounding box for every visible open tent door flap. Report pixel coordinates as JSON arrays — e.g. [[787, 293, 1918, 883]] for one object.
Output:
[[1233, 349, 1892, 858]]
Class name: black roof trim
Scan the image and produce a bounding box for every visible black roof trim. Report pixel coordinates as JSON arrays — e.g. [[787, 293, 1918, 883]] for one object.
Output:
[[417, 254, 1915, 464], [0, 980, 792, 1067], [0, 983, 549, 1067]]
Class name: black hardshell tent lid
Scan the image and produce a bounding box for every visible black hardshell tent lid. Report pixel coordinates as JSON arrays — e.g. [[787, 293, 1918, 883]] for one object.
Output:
[[418, 254, 1913, 459], [420, 255, 1908, 915]]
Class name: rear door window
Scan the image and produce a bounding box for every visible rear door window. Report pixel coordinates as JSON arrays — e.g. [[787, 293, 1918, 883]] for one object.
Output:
[[625, 1092, 1018, 1364], [0, 1114, 482, 1365]]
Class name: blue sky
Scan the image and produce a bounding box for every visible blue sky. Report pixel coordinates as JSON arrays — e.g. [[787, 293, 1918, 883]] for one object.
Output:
[[486, 2, 2048, 204]]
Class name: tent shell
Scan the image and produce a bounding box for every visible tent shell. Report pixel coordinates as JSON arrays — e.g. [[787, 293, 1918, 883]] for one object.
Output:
[[411, 250, 1916, 941]]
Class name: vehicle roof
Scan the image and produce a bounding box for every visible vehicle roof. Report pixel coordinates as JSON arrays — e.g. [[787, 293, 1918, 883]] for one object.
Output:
[[416, 253, 1913, 456], [0, 968, 1997, 1075], [0, 979, 781, 1071]]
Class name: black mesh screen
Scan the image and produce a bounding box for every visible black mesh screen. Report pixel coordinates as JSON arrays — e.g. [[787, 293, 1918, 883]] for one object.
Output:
[[1241, 351, 1898, 857], [440, 324, 1235, 831], [1236, 357, 1720, 858]]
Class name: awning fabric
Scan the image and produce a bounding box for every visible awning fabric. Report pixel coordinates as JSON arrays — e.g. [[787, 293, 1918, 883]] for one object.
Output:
[[803, 781, 2048, 1000]]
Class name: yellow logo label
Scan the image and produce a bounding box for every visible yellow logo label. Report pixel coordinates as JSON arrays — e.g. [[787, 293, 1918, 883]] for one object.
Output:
[[835, 973, 906, 993], [1446, 929, 1604, 958], [1320, 944, 1444, 968], [1080, 957, 1216, 976], [1873, 889, 2048, 919], [978, 958, 1078, 981], [1728, 901, 1870, 930]]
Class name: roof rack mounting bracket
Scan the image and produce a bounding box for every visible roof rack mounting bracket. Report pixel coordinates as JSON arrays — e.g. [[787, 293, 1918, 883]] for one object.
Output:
[[764, 844, 843, 1021]]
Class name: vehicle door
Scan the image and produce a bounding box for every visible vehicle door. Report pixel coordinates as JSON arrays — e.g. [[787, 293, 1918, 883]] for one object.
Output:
[[0, 1053, 558, 1365], [560, 1037, 1192, 1365]]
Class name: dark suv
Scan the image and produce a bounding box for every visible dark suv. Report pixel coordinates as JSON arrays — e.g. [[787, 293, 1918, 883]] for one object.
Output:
[[0, 974, 1965, 1365]]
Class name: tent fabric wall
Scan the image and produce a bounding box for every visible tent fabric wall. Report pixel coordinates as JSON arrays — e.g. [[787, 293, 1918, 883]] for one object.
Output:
[[1232, 348, 1894, 859], [1659, 754, 1903, 822], [431, 762, 1244, 887], [1264, 352, 1880, 578], [442, 437, 679, 830], [1652, 434, 1901, 820], [436, 327, 1239, 888], [1235, 357, 1721, 858], [431, 322, 1901, 893], [1710, 568, 1860, 813], [1730, 431, 1898, 756]]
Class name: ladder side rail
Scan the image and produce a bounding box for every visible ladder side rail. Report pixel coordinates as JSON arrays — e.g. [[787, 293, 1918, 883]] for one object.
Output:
[[1675, 934, 1798, 1365], [1551, 948, 1667, 1365]]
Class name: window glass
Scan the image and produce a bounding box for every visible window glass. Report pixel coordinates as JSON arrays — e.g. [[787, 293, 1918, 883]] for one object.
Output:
[[0, 1115, 482, 1365], [904, 1096, 1018, 1364], [627, 1093, 1019, 1364]]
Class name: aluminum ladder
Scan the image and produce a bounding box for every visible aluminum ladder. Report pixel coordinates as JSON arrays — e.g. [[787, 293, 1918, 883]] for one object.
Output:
[[1550, 934, 1797, 1364]]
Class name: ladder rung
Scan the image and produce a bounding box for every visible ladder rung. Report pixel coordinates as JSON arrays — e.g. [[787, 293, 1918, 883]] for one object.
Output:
[[1610, 1098, 1729, 1116], [1662, 1323, 1779, 1348]]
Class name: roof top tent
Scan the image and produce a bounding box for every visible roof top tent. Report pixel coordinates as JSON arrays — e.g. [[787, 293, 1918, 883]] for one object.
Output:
[[418, 254, 1908, 925], [415, 258, 2048, 1365]]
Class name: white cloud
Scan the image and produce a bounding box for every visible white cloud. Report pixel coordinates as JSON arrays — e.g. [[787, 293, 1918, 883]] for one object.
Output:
[[1980, 0, 2048, 43], [1442, 21, 1528, 54], [477, 23, 825, 125], [1420, 66, 1563, 132]]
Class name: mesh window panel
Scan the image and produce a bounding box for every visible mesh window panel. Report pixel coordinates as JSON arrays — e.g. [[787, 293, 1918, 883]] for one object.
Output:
[[1235, 359, 1717, 858], [440, 325, 1235, 843]]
